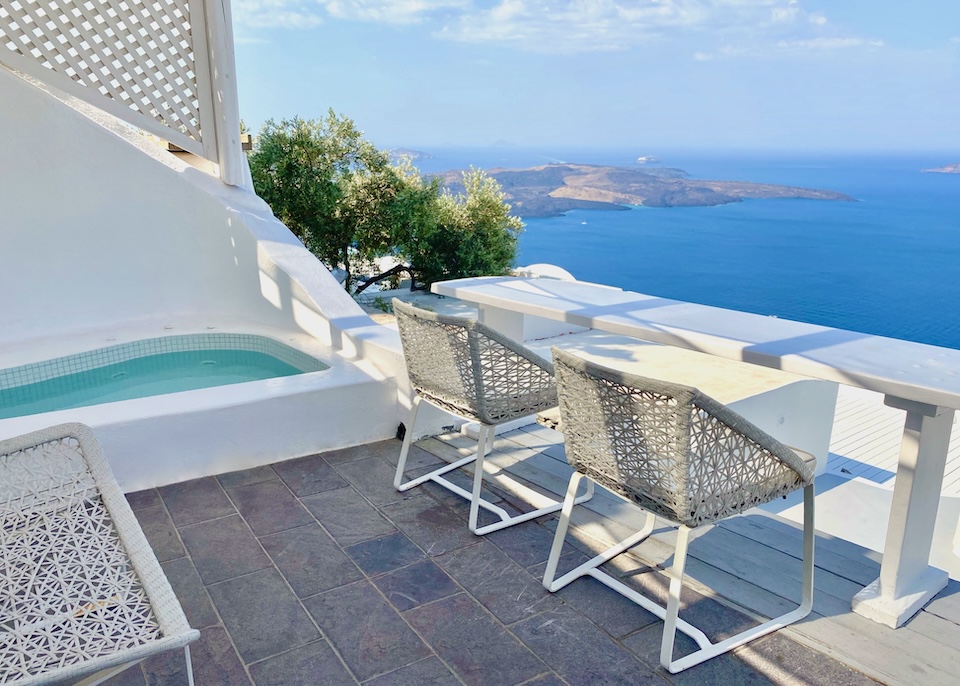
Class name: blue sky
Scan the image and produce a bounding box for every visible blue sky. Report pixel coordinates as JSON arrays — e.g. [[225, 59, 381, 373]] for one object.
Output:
[[231, 1, 960, 152]]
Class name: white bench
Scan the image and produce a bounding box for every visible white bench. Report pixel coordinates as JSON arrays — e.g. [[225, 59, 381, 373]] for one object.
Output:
[[0, 424, 198, 685]]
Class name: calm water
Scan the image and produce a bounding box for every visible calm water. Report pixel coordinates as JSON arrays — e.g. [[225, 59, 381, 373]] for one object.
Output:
[[418, 149, 960, 349], [0, 350, 305, 419]]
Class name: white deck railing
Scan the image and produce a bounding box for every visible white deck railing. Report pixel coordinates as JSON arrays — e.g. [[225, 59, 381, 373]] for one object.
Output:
[[433, 275, 960, 629]]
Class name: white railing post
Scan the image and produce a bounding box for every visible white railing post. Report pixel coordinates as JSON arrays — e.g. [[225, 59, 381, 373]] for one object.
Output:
[[477, 304, 525, 343], [202, 0, 247, 188], [851, 397, 954, 628]]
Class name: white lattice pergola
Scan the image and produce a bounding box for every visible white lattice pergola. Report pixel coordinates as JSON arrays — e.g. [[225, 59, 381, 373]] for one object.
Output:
[[0, 0, 245, 185]]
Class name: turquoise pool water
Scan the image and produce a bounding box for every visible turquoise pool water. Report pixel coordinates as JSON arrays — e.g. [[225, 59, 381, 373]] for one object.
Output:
[[0, 335, 329, 420]]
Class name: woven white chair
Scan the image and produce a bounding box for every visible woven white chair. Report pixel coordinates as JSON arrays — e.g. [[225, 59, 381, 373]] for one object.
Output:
[[0, 423, 199, 685], [544, 348, 815, 673], [393, 300, 593, 534]]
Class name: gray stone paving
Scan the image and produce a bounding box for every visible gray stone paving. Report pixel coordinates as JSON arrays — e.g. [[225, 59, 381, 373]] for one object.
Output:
[[108, 439, 879, 685]]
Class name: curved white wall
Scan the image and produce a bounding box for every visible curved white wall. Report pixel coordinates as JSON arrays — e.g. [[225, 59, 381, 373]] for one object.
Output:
[[2, 71, 255, 338], [0, 68, 401, 377]]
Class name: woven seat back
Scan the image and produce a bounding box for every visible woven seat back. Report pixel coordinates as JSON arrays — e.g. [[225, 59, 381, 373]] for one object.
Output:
[[395, 300, 481, 420], [393, 300, 558, 425], [552, 348, 812, 527]]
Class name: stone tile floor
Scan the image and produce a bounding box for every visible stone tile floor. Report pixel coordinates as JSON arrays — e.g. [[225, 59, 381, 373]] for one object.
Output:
[[108, 439, 880, 685]]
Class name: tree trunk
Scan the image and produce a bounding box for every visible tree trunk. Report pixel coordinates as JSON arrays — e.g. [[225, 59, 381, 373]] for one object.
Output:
[[342, 247, 352, 292], [354, 264, 415, 295]]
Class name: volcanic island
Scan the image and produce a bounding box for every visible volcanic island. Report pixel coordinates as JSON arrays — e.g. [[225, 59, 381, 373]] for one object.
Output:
[[436, 163, 857, 218]]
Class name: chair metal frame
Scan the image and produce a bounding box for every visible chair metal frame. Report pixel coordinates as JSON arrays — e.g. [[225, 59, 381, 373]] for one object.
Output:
[[392, 300, 593, 534], [543, 347, 815, 673]]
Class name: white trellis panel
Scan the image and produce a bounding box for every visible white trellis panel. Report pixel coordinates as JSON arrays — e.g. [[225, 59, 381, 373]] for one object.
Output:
[[0, 0, 244, 184]]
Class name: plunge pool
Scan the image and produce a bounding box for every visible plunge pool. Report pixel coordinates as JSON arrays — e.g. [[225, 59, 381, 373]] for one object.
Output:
[[0, 334, 329, 420]]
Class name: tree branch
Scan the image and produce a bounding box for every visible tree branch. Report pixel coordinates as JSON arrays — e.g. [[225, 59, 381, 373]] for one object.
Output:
[[355, 264, 416, 295]]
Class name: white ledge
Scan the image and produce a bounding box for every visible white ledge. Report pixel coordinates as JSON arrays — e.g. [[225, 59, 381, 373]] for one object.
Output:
[[432, 276, 960, 410]]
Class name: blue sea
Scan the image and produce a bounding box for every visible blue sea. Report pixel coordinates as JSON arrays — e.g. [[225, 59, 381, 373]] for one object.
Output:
[[415, 149, 960, 349]]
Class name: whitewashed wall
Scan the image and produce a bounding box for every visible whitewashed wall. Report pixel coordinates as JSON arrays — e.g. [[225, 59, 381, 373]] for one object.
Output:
[[0, 68, 401, 377]]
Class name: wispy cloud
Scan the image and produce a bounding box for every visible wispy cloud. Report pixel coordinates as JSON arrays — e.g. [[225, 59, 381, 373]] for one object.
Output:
[[233, 0, 324, 29], [232, 0, 883, 56], [436, 1, 884, 56], [430, 2, 671, 52], [323, 0, 467, 24], [234, 35, 273, 45], [776, 37, 884, 50], [233, 0, 466, 29], [694, 34, 883, 61]]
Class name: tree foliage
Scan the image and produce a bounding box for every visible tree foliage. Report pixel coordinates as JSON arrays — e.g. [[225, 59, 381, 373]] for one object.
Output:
[[248, 112, 521, 292], [403, 169, 522, 288]]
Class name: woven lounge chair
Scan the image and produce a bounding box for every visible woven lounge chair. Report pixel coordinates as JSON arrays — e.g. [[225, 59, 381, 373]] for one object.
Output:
[[544, 348, 815, 673], [0, 424, 199, 685], [392, 300, 593, 534]]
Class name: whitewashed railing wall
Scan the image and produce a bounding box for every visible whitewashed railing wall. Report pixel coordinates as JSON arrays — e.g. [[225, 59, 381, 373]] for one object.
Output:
[[0, 0, 244, 185]]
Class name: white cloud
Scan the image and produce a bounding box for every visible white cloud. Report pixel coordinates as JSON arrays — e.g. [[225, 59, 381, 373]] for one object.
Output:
[[233, 0, 325, 28], [433, 0, 879, 54], [231, 0, 884, 57], [777, 37, 884, 50], [770, 6, 799, 23], [233, 0, 465, 28], [323, 0, 467, 24], [234, 35, 273, 44], [435, 0, 813, 53]]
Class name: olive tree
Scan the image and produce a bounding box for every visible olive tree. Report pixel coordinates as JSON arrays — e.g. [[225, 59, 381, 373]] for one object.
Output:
[[400, 168, 522, 288], [248, 112, 522, 293], [249, 112, 399, 290]]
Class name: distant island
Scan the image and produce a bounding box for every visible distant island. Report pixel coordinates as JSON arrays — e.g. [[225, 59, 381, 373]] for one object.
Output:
[[436, 163, 856, 218], [923, 163, 960, 174], [387, 148, 432, 163]]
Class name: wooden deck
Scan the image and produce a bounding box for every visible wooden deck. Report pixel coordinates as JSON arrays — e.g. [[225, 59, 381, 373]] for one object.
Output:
[[415, 422, 960, 686], [828, 385, 960, 497]]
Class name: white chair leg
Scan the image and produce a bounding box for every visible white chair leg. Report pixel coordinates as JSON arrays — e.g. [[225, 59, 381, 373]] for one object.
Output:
[[185, 644, 195, 686], [544, 473, 652, 591], [394, 397, 485, 493], [395, 399, 595, 535], [801, 483, 816, 614], [394, 396, 423, 491], [468, 424, 493, 531], [661, 484, 817, 673], [660, 525, 692, 669], [541, 474, 817, 674], [471, 457, 594, 536], [394, 399, 509, 526], [543, 472, 585, 589]]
